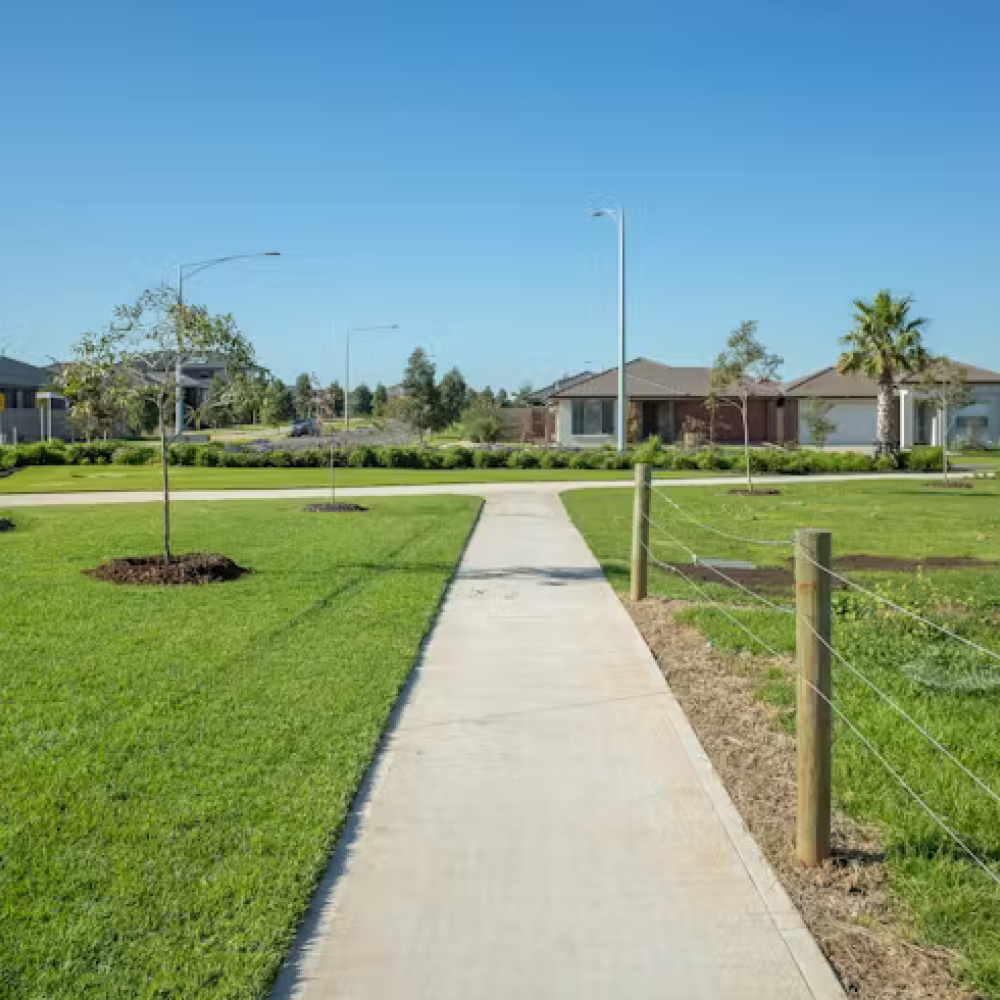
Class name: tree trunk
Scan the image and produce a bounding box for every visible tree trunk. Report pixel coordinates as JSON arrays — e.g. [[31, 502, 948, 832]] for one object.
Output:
[[742, 402, 753, 493], [330, 435, 336, 504], [876, 380, 895, 456], [942, 400, 949, 482], [160, 412, 172, 565]]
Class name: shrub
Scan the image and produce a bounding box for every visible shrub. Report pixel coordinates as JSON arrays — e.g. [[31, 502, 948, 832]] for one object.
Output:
[[508, 449, 541, 469], [349, 446, 378, 468], [538, 450, 570, 469], [442, 446, 474, 469], [472, 448, 508, 468], [905, 446, 944, 472], [694, 448, 733, 471], [112, 445, 157, 466]]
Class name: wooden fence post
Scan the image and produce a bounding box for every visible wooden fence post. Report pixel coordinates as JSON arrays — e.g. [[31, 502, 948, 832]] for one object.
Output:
[[796, 528, 832, 866], [631, 463, 651, 600]]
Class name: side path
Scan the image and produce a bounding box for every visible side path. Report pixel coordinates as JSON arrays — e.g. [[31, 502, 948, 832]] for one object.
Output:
[[0, 470, 963, 506], [271, 491, 844, 999]]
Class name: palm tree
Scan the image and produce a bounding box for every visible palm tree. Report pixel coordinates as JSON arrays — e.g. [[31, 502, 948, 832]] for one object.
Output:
[[838, 290, 929, 456]]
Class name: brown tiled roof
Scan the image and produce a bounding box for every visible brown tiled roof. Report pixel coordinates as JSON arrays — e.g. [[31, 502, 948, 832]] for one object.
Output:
[[550, 358, 780, 399], [784, 361, 1000, 397]]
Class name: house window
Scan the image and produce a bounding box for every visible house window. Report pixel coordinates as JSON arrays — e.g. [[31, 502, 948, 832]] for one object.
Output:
[[571, 399, 614, 435]]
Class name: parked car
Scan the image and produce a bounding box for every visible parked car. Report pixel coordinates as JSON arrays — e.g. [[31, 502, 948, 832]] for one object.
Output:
[[290, 418, 321, 437]]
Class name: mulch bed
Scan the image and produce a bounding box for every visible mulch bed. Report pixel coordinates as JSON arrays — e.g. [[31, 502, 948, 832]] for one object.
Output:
[[628, 597, 970, 1000], [926, 481, 974, 489], [668, 562, 795, 591], [84, 553, 251, 586], [727, 487, 781, 496], [0, 517, 15, 532], [303, 503, 369, 513]]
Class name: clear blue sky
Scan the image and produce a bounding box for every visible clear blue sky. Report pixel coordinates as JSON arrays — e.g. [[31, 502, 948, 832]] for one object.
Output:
[[2, 0, 997, 390]]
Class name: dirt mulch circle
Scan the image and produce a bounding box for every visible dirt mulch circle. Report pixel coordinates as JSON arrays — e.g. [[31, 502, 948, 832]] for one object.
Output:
[[0, 468, 17, 479], [303, 503, 369, 513], [727, 487, 781, 496], [85, 553, 251, 586], [629, 597, 971, 1000], [0, 517, 15, 532], [926, 481, 974, 489]]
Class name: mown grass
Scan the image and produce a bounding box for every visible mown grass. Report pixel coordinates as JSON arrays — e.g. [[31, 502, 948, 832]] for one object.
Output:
[[0, 496, 480, 999], [564, 481, 1000, 997], [0, 465, 724, 493]]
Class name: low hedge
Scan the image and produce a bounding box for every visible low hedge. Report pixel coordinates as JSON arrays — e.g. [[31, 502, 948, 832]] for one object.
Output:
[[0, 440, 945, 475]]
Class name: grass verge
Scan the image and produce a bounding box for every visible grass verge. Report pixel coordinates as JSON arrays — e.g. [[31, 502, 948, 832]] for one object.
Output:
[[0, 495, 480, 999], [564, 480, 1000, 998]]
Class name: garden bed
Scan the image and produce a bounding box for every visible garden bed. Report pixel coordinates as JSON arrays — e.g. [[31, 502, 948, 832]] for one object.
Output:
[[0, 516, 15, 531], [85, 553, 251, 585], [304, 502, 368, 513]]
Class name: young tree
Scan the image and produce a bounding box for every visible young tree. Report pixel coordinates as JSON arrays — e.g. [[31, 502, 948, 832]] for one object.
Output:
[[710, 320, 783, 493], [293, 372, 315, 419], [401, 347, 444, 440], [261, 378, 295, 426], [372, 383, 389, 416], [496, 387, 509, 407], [838, 290, 929, 456], [460, 395, 505, 443], [439, 367, 468, 426], [59, 286, 254, 563], [350, 383, 373, 417], [56, 346, 125, 440], [917, 357, 974, 482], [801, 398, 837, 449]]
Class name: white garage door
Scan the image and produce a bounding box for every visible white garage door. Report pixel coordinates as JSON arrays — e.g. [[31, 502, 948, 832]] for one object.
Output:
[[799, 400, 877, 446]]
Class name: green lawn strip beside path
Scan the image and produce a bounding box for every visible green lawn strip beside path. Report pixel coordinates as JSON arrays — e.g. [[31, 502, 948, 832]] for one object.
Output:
[[0, 496, 480, 999], [0, 465, 728, 494], [564, 481, 1000, 997]]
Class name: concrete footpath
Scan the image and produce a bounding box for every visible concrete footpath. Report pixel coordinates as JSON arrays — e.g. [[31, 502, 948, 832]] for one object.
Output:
[[271, 491, 844, 999]]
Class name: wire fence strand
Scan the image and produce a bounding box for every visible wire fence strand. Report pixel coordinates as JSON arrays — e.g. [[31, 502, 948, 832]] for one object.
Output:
[[640, 537, 1000, 890]]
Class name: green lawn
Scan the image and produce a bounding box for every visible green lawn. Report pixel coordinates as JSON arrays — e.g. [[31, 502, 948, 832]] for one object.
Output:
[[564, 481, 1000, 997], [0, 465, 724, 493], [0, 496, 480, 999]]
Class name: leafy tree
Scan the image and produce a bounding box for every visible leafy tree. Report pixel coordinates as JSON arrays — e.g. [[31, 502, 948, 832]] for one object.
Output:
[[917, 356, 975, 482], [479, 386, 496, 405], [372, 383, 389, 416], [801, 398, 837, 450], [261, 378, 295, 426], [710, 320, 783, 492], [222, 370, 266, 425], [496, 387, 509, 407], [838, 290, 929, 456], [59, 285, 254, 563], [401, 347, 444, 440], [439, 367, 468, 426], [512, 382, 534, 405], [460, 396, 505, 443], [293, 372, 315, 419], [57, 351, 125, 440], [350, 383, 373, 417]]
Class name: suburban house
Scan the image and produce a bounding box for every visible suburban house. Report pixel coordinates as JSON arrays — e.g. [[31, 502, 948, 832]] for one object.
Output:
[[548, 358, 788, 448], [785, 363, 1000, 448], [0, 355, 67, 443], [545, 356, 1000, 449]]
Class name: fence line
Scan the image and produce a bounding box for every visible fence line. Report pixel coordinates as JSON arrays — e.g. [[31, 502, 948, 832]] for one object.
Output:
[[638, 533, 1000, 889]]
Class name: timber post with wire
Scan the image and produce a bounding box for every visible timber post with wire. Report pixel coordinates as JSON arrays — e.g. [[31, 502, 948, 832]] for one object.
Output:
[[631, 462, 651, 600], [795, 527, 832, 866]]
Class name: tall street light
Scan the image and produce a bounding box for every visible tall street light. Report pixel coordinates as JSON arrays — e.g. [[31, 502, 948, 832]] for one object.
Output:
[[345, 324, 399, 433], [175, 252, 281, 433], [591, 207, 626, 453]]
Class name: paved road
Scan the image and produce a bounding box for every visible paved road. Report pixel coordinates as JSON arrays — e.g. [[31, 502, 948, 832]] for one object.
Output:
[[270, 490, 844, 999], [0, 470, 961, 506]]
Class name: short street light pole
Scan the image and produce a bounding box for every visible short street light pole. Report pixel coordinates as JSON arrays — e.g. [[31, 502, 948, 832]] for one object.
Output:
[[591, 206, 627, 453], [174, 252, 281, 434]]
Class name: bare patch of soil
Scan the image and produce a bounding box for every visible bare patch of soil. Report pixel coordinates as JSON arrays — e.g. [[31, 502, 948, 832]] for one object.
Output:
[[926, 481, 974, 490], [668, 562, 795, 591], [85, 553, 251, 586], [628, 596, 971, 1000], [303, 503, 369, 513], [0, 517, 14, 532], [727, 487, 781, 496]]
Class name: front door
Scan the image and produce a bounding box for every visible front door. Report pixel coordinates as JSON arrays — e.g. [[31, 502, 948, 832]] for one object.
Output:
[[641, 402, 659, 441]]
